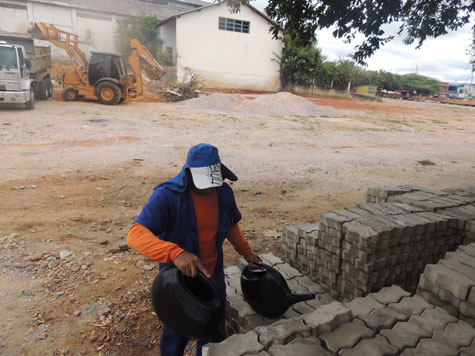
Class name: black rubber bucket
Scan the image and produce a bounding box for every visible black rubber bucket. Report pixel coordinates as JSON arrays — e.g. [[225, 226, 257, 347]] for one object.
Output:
[[151, 265, 225, 342], [241, 263, 315, 318]]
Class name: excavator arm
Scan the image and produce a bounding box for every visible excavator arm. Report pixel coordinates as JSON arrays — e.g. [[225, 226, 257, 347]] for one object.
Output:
[[31, 23, 89, 85], [128, 38, 165, 97]]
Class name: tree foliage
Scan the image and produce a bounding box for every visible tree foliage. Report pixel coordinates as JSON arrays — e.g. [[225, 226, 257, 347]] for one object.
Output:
[[229, 0, 475, 64], [117, 14, 171, 65]]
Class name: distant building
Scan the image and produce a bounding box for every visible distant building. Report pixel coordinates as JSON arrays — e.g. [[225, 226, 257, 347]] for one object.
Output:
[[356, 85, 377, 97], [157, 2, 283, 91], [0, 0, 207, 60], [438, 81, 474, 99]]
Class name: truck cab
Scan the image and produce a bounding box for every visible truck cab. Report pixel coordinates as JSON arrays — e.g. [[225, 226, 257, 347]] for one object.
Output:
[[0, 41, 35, 109]]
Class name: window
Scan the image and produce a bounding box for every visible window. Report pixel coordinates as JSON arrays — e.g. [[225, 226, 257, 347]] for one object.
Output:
[[218, 17, 250, 34]]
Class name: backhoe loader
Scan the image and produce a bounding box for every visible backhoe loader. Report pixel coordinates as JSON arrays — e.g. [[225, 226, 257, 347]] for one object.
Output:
[[31, 23, 165, 105]]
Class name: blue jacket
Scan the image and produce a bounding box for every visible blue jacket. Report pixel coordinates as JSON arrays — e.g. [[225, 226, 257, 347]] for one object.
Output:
[[135, 172, 241, 291]]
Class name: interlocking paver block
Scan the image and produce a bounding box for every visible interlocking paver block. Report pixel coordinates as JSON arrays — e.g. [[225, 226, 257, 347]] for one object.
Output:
[[358, 306, 407, 331], [424, 264, 474, 300], [398, 332, 459, 356], [274, 263, 302, 279], [301, 301, 352, 335], [411, 306, 458, 331], [295, 276, 326, 294], [243, 352, 270, 356], [202, 331, 264, 356], [380, 319, 432, 349], [445, 251, 475, 269], [369, 285, 411, 305], [339, 335, 398, 356], [255, 318, 311, 347], [260, 253, 284, 266], [292, 301, 315, 315], [388, 295, 434, 316], [267, 336, 331, 356], [440, 258, 475, 282], [459, 338, 475, 356], [346, 295, 384, 317], [228, 295, 256, 320], [320, 319, 374, 353], [433, 320, 475, 348]]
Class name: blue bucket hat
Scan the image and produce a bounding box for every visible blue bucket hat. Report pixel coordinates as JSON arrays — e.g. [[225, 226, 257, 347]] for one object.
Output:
[[156, 143, 237, 192]]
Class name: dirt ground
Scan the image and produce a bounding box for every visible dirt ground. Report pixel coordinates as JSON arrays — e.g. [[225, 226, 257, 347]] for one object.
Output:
[[1, 91, 474, 356]]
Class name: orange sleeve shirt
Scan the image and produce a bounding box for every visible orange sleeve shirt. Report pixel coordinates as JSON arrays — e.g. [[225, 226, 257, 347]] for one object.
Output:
[[127, 189, 252, 276]]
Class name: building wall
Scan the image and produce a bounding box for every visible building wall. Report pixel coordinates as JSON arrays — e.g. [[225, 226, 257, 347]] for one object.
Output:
[[174, 3, 282, 91], [0, 0, 184, 61], [158, 18, 177, 64]]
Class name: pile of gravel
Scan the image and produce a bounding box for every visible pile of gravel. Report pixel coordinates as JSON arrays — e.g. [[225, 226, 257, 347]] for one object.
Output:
[[175, 92, 346, 117]]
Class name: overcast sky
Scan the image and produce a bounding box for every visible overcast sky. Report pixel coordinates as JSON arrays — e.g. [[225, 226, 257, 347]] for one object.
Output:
[[251, 0, 474, 84]]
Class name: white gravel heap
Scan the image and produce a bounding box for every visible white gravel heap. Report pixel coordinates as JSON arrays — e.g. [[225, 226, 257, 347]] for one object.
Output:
[[176, 92, 345, 117]]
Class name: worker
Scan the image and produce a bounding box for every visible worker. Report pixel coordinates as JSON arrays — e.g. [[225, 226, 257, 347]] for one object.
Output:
[[127, 143, 262, 356]]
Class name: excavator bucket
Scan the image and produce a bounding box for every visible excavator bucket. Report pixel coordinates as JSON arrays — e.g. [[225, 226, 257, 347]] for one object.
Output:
[[143, 62, 163, 81], [31, 23, 60, 41]]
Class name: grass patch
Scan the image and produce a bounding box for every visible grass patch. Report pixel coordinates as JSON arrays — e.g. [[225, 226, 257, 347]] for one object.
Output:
[[432, 119, 447, 124], [418, 159, 436, 166]]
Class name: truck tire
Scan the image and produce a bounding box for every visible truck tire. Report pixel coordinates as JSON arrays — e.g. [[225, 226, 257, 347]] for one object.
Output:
[[96, 82, 121, 105], [25, 90, 35, 110], [38, 80, 48, 100], [62, 87, 78, 102], [47, 79, 53, 98]]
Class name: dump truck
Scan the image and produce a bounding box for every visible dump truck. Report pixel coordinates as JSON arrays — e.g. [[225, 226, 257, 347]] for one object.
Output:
[[31, 22, 165, 105], [0, 30, 52, 109]]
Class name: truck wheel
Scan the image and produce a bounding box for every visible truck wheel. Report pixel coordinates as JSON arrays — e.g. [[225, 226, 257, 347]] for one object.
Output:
[[62, 87, 78, 102], [38, 80, 48, 100], [25, 90, 35, 110], [47, 79, 53, 98], [96, 82, 121, 105]]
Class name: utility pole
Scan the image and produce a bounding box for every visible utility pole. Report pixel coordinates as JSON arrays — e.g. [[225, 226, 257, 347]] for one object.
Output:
[[415, 65, 418, 75]]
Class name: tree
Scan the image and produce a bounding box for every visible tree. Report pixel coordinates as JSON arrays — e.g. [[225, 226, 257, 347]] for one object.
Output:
[[400, 73, 440, 95], [279, 34, 324, 87], [117, 14, 171, 65], [229, 0, 474, 64]]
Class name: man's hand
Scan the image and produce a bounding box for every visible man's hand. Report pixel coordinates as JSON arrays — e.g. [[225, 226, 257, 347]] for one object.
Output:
[[244, 253, 262, 270], [174, 251, 210, 278]]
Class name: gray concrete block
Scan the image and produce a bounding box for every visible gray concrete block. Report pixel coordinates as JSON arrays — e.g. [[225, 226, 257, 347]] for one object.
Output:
[[300, 301, 352, 335], [380, 319, 433, 349], [369, 285, 411, 305], [398, 332, 459, 356], [292, 301, 315, 315], [434, 319, 475, 349], [358, 306, 407, 331], [243, 352, 270, 356], [320, 319, 375, 353], [274, 263, 302, 279], [440, 257, 475, 282], [388, 295, 434, 316], [260, 253, 284, 266], [424, 263, 474, 300], [411, 306, 458, 331], [295, 276, 326, 294], [345, 295, 384, 317], [267, 336, 331, 356], [255, 318, 311, 347], [338, 334, 398, 356], [228, 295, 256, 320], [460, 301, 475, 318], [202, 331, 264, 356], [459, 338, 475, 356]]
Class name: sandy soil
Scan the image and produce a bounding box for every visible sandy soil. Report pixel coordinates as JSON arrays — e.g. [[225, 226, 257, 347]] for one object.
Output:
[[0, 91, 474, 356]]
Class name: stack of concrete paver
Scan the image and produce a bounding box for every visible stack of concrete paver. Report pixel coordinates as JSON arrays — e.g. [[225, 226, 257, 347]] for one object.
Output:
[[224, 253, 335, 336], [281, 186, 475, 300], [205, 284, 475, 356], [417, 243, 475, 327]]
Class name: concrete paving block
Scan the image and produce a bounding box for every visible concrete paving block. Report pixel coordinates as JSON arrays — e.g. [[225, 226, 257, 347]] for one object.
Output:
[[459, 244, 475, 258], [416, 287, 460, 317], [411, 306, 458, 331], [380, 318, 433, 349], [243, 314, 266, 330], [320, 212, 353, 230], [255, 318, 311, 347], [202, 331, 264, 356], [228, 295, 256, 320], [345, 295, 384, 317], [460, 301, 475, 318], [292, 301, 315, 315], [243, 352, 270, 356], [388, 295, 434, 316], [440, 257, 475, 282], [459, 338, 475, 356], [267, 336, 331, 356], [283, 308, 301, 319], [425, 263, 474, 300], [433, 319, 475, 348], [342, 220, 379, 246], [459, 314, 475, 328], [338, 334, 399, 356], [300, 301, 352, 335], [274, 263, 302, 279], [320, 319, 375, 353], [260, 253, 284, 266], [369, 285, 411, 305], [287, 278, 311, 294], [237, 257, 248, 272], [358, 306, 407, 331], [398, 332, 459, 356], [295, 276, 326, 294], [224, 265, 241, 277], [469, 288, 475, 305]]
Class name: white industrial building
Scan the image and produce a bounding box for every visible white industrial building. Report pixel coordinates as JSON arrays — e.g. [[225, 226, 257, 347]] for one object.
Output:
[[157, 2, 283, 91]]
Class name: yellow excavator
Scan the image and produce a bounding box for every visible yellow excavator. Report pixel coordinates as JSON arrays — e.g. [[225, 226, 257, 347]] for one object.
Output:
[[31, 22, 165, 105]]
